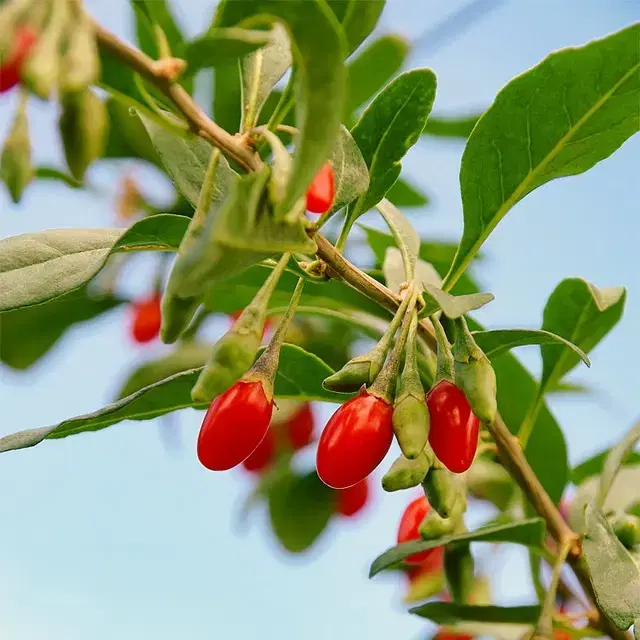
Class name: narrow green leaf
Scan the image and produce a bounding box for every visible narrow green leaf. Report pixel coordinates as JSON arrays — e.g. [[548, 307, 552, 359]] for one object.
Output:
[[472, 328, 590, 363], [539, 278, 625, 390], [573, 449, 640, 486], [376, 199, 419, 279], [344, 34, 409, 117], [369, 518, 545, 577], [340, 0, 386, 55], [583, 504, 640, 630], [445, 24, 640, 290], [103, 100, 159, 166], [422, 283, 494, 319], [0, 288, 122, 370], [349, 69, 437, 218], [213, 62, 242, 134], [0, 214, 189, 312], [214, 0, 346, 216], [268, 469, 335, 553], [34, 166, 83, 189], [183, 28, 271, 76], [409, 602, 541, 625], [131, 0, 185, 58], [423, 113, 481, 139], [385, 177, 430, 208]]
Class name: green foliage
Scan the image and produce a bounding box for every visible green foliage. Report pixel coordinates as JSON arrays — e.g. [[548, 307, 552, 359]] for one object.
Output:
[[423, 113, 481, 139], [409, 602, 540, 625]]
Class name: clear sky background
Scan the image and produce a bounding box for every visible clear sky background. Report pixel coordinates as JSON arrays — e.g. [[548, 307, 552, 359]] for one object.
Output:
[[1, 1, 639, 639]]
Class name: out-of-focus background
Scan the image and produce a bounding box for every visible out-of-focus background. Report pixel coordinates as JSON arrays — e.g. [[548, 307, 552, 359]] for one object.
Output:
[[1, 1, 639, 638]]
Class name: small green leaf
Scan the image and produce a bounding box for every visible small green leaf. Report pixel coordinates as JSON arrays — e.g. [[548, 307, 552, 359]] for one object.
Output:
[[349, 69, 437, 218], [0, 214, 189, 312], [409, 602, 540, 625], [573, 449, 640, 486], [339, 0, 386, 55], [423, 113, 481, 139], [0, 288, 122, 370], [583, 504, 640, 630], [344, 34, 409, 117], [376, 199, 420, 279], [422, 283, 494, 319], [34, 166, 83, 189], [471, 328, 590, 363], [268, 469, 335, 553], [103, 100, 159, 166], [540, 278, 625, 390], [385, 178, 430, 208], [131, 0, 185, 58], [212, 62, 242, 134], [183, 28, 272, 76], [369, 518, 545, 577], [445, 24, 640, 290]]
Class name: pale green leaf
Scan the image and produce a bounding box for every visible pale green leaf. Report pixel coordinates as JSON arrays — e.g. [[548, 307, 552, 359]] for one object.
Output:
[[385, 177, 430, 208], [339, 0, 386, 55], [376, 198, 419, 279]]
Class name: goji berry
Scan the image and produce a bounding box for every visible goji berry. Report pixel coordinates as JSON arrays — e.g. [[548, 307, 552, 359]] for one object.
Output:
[[130, 294, 162, 344], [284, 402, 314, 450], [197, 380, 273, 471], [336, 478, 369, 517], [0, 26, 37, 93], [316, 389, 393, 489], [397, 495, 441, 565], [305, 162, 335, 214], [242, 427, 275, 473], [433, 630, 473, 640], [405, 545, 444, 582], [427, 380, 479, 474]]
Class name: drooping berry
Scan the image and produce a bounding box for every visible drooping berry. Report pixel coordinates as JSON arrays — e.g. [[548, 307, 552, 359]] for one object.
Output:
[[427, 380, 480, 474], [242, 427, 275, 473], [197, 380, 273, 471], [0, 26, 38, 94], [336, 478, 369, 517], [305, 161, 335, 214], [284, 402, 315, 450], [316, 389, 393, 489], [131, 294, 162, 344], [397, 496, 441, 565], [553, 632, 572, 640]]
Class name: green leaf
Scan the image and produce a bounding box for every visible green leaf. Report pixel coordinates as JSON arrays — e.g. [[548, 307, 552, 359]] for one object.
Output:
[[339, 0, 386, 55], [0, 288, 122, 370], [376, 199, 419, 279], [472, 328, 590, 363], [0, 214, 188, 312], [34, 166, 83, 189], [137, 113, 237, 208], [385, 177, 430, 208], [349, 69, 437, 218], [268, 469, 335, 553], [421, 283, 494, 319], [369, 518, 545, 577], [0, 345, 346, 454], [213, 63, 242, 134], [423, 113, 481, 139], [573, 449, 640, 486], [583, 504, 640, 630], [103, 100, 159, 166], [382, 248, 441, 295], [131, 0, 185, 58], [540, 278, 625, 390], [183, 28, 272, 76], [409, 602, 540, 625], [344, 34, 409, 117], [214, 0, 346, 216], [445, 24, 640, 290]]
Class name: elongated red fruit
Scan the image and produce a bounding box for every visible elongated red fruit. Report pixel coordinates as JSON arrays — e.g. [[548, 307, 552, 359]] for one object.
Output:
[[433, 630, 473, 640], [405, 545, 445, 583], [197, 380, 273, 471], [336, 478, 369, 517], [0, 26, 38, 93], [427, 380, 480, 474], [316, 389, 393, 489], [305, 162, 335, 214], [397, 496, 441, 565], [285, 402, 315, 450], [131, 294, 162, 343], [242, 427, 275, 473]]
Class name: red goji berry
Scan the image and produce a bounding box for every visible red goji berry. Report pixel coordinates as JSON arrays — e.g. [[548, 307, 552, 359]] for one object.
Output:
[[316, 389, 393, 489], [0, 26, 38, 93], [397, 495, 442, 565], [305, 162, 335, 214], [284, 402, 315, 450], [336, 478, 369, 517], [405, 545, 445, 583], [130, 294, 162, 344], [433, 630, 473, 640], [197, 380, 273, 471], [242, 427, 275, 473], [427, 380, 480, 474]]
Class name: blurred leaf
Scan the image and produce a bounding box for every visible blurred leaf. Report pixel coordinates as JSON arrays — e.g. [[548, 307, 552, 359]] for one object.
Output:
[[0, 288, 122, 370], [545, 379, 593, 396], [103, 99, 160, 165], [583, 504, 640, 630], [339, 0, 386, 55], [465, 457, 516, 511], [369, 518, 545, 577], [213, 63, 242, 134], [423, 113, 481, 139], [409, 602, 540, 625], [184, 28, 271, 76], [385, 178, 430, 208], [472, 328, 589, 363], [445, 24, 640, 289], [344, 34, 409, 117], [573, 449, 640, 485], [0, 345, 346, 454], [349, 69, 436, 218], [131, 0, 186, 61], [34, 166, 83, 189], [268, 469, 335, 553], [0, 214, 188, 311], [540, 278, 625, 390]]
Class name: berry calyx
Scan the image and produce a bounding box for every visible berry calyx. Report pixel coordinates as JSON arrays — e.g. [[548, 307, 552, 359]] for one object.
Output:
[[305, 161, 335, 214], [0, 26, 38, 94], [397, 495, 441, 565], [197, 380, 274, 471], [316, 388, 393, 489], [242, 427, 275, 473], [427, 380, 480, 474], [336, 478, 369, 517], [284, 402, 315, 450], [130, 294, 162, 344]]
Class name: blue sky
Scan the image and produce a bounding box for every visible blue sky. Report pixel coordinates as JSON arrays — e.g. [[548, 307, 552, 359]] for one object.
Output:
[[1, 1, 639, 639]]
